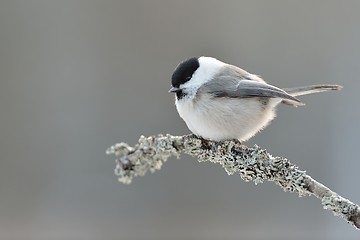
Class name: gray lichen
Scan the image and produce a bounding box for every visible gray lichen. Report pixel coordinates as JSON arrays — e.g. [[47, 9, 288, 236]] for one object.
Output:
[[106, 134, 181, 184], [106, 134, 360, 230]]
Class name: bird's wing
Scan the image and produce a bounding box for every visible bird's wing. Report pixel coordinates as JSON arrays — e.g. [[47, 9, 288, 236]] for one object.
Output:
[[203, 70, 304, 106]]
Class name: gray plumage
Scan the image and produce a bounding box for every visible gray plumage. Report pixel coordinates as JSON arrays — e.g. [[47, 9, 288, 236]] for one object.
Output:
[[202, 66, 304, 106], [202, 66, 342, 107]]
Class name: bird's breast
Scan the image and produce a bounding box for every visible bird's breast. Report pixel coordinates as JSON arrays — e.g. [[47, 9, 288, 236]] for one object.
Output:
[[176, 96, 277, 141]]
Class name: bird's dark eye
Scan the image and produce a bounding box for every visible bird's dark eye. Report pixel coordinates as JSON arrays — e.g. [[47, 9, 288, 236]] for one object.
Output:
[[185, 76, 191, 81]]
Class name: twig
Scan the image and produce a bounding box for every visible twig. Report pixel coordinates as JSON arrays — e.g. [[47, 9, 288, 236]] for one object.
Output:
[[106, 134, 360, 230]]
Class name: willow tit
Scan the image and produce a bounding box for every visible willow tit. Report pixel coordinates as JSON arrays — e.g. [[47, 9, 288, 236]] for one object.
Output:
[[169, 56, 342, 142]]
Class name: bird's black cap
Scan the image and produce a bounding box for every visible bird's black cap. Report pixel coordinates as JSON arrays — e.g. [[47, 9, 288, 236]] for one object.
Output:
[[171, 57, 199, 88]]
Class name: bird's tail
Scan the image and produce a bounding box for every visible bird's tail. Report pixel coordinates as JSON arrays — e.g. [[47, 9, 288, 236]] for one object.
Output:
[[281, 84, 342, 106], [284, 84, 342, 97]]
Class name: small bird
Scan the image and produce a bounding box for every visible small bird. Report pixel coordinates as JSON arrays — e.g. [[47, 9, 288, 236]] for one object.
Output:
[[169, 56, 342, 142]]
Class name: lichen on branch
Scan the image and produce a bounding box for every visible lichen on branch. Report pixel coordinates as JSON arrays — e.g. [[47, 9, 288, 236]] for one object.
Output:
[[106, 134, 360, 230]]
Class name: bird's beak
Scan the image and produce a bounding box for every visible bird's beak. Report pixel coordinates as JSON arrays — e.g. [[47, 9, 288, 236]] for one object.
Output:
[[169, 86, 181, 93]]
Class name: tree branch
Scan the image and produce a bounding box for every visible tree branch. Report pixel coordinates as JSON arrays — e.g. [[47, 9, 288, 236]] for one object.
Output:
[[106, 134, 360, 230]]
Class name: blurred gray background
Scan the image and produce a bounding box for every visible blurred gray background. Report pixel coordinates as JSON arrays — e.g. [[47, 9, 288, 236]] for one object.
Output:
[[0, 1, 359, 239]]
